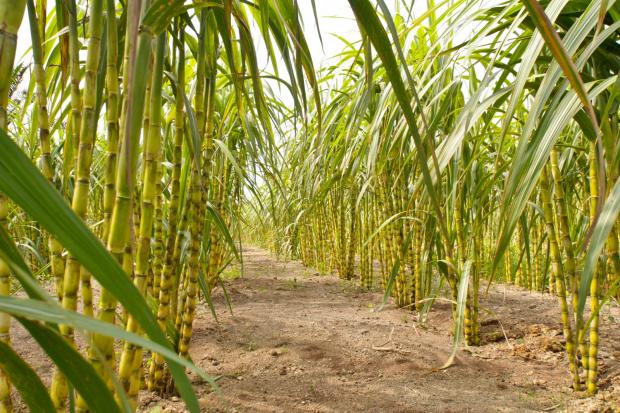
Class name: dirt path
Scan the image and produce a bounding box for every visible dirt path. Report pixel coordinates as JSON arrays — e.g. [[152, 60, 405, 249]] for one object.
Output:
[[140, 246, 620, 413]]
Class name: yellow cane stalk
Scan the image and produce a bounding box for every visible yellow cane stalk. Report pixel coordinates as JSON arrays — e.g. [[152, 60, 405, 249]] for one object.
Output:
[[0, 3, 27, 411], [149, 23, 185, 391], [586, 141, 600, 394], [50, 0, 104, 409], [540, 165, 580, 391], [117, 31, 165, 406], [549, 148, 586, 377]]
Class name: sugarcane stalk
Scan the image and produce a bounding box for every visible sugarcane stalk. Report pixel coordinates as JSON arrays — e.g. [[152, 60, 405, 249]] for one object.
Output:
[[27, 0, 68, 311], [151, 161, 164, 299], [586, 141, 600, 394], [64, 0, 82, 180], [472, 221, 481, 345], [175, 167, 203, 363], [50, 0, 105, 408], [118, 31, 164, 407], [149, 22, 185, 392], [200, 11, 218, 290], [0, 3, 27, 411], [346, 183, 358, 280], [103, 0, 120, 244], [455, 179, 472, 343], [27, 0, 53, 181], [549, 148, 586, 376], [414, 206, 423, 311], [540, 165, 580, 391]]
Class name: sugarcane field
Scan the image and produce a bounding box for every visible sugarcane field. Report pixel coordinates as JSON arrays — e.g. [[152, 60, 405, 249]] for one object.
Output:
[[2, 0, 620, 412]]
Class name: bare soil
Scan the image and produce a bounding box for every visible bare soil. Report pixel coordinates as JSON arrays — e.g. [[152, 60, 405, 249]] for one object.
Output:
[[11, 246, 620, 412]]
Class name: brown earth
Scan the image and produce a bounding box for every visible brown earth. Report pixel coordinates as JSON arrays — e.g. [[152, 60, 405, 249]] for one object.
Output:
[[11, 246, 620, 412]]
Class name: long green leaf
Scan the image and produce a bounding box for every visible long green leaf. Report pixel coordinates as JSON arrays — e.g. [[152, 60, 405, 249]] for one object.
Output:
[[347, 0, 449, 246], [0, 339, 55, 412], [0, 296, 217, 387], [18, 318, 122, 413], [0, 129, 200, 412], [578, 177, 620, 318], [520, 0, 599, 132], [442, 261, 471, 369]]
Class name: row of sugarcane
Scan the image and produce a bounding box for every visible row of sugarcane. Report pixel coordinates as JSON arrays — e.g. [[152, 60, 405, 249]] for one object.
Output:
[[0, 0, 317, 411], [248, 0, 620, 396]]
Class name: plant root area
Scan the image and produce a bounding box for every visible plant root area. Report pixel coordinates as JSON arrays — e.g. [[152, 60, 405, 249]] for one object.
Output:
[[11, 247, 620, 412]]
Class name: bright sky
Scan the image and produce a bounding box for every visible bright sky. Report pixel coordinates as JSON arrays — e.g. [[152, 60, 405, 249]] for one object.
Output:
[[297, 1, 425, 67], [297, 1, 362, 66]]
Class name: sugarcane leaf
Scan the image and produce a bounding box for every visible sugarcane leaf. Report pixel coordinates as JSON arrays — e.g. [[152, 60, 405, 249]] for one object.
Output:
[[217, 275, 234, 315], [348, 0, 449, 245], [499, 0, 566, 147], [0, 296, 218, 389], [521, 0, 599, 132], [166, 70, 202, 171], [578, 177, 620, 319], [206, 202, 239, 260], [376, 0, 429, 132], [0, 224, 51, 302], [0, 129, 200, 412], [361, 211, 406, 249], [519, 0, 606, 242], [493, 77, 615, 281], [442, 260, 471, 369], [198, 267, 219, 323], [0, 339, 55, 412], [142, 1, 221, 34], [17, 317, 122, 413], [377, 257, 401, 312]]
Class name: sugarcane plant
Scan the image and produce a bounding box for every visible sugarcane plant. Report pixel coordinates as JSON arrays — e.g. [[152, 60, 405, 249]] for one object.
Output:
[[247, 0, 620, 395], [3, 0, 620, 411], [0, 0, 319, 411]]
